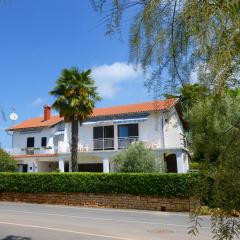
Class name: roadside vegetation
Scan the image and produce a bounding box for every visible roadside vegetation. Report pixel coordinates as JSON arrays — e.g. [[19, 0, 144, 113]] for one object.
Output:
[[112, 141, 164, 173], [92, 1, 240, 239], [0, 148, 17, 172], [0, 172, 202, 197]]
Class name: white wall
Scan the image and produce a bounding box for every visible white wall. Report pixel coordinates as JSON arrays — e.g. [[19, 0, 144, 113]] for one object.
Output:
[[12, 107, 185, 153], [63, 107, 184, 150], [139, 108, 184, 149], [138, 112, 163, 147], [12, 125, 59, 154], [164, 107, 184, 148]]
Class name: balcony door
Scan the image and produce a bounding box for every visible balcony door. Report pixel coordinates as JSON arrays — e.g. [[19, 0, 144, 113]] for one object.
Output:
[[93, 126, 114, 150], [26, 137, 35, 155], [118, 124, 139, 149]]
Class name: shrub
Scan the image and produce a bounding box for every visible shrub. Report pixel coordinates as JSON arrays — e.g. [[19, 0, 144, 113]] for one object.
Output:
[[112, 141, 158, 173], [0, 149, 17, 172], [189, 162, 202, 170], [0, 172, 204, 197]]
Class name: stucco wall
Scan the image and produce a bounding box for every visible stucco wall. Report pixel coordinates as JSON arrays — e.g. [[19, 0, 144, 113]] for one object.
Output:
[[63, 107, 184, 150], [11, 107, 186, 165], [164, 107, 184, 148], [12, 126, 58, 154]]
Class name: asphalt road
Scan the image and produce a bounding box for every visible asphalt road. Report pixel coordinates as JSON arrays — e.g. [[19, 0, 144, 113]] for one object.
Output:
[[0, 202, 212, 240]]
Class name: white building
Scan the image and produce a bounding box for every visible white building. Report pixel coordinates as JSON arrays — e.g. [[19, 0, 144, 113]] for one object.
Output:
[[6, 98, 189, 173]]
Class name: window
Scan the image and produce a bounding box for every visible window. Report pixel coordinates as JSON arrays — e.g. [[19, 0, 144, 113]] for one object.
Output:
[[118, 124, 139, 138], [26, 137, 35, 154], [93, 126, 114, 150], [41, 137, 47, 147], [27, 137, 35, 148], [118, 124, 139, 149]]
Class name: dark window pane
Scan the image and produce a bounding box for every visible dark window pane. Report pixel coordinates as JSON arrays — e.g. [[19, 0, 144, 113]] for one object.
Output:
[[128, 124, 139, 137], [104, 126, 114, 138], [41, 137, 47, 147], [118, 124, 139, 137], [93, 127, 103, 150], [27, 137, 34, 148], [93, 127, 103, 139]]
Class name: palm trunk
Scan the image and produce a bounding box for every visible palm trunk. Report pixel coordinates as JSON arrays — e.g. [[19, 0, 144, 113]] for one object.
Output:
[[71, 119, 78, 172]]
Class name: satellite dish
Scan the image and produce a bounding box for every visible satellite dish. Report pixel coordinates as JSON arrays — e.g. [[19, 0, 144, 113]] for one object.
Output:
[[10, 111, 18, 121]]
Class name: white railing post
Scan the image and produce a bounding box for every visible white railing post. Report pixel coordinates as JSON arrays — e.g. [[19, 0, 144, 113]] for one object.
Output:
[[114, 125, 118, 150], [59, 156, 65, 172], [103, 158, 110, 173]]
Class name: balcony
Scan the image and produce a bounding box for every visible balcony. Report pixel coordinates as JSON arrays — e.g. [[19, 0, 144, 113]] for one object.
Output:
[[7, 134, 187, 157], [118, 137, 139, 149], [93, 138, 114, 151], [6, 147, 58, 156]]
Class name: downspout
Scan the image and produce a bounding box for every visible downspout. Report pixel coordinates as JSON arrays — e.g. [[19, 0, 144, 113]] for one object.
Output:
[[161, 111, 165, 149], [161, 111, 167, 173]]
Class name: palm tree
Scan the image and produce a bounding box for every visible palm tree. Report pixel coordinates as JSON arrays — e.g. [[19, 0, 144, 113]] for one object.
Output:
[[50, 67, 101, 172]]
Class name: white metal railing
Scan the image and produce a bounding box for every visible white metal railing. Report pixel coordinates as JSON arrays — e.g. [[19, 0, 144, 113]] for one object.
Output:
[[118, 136, 139, 149], [6, 134, 187, 156], [6, 146, 58, 156], [93, 138, 114, 151]]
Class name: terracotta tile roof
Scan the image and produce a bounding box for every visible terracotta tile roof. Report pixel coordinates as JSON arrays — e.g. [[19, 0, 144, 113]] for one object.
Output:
[[8, 98, 178, 131], [8, 116, 63, 131], [91, 98, 178, 117]]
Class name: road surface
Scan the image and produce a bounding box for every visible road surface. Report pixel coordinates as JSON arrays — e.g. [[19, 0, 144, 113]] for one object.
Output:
[[0, 202, 212, 240]]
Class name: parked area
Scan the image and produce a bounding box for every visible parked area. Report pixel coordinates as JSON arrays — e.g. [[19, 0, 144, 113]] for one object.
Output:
[[0, 202, 212, 240]]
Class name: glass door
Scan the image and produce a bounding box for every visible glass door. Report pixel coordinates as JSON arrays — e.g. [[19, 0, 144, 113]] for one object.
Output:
[[93, 126, 114, 150], [26, 137, 35, 155], [118, 124, 139, 149]]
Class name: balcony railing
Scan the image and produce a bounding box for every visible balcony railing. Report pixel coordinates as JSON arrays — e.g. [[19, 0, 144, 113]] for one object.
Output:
[[6, 147, 58, 156], [7, 134, 187, 156], [93, 138, 114, 151], [118, 136, 139, 149]]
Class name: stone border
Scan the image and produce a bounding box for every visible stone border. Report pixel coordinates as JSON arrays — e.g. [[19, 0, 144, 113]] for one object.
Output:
[[0, 192, 200, 212]]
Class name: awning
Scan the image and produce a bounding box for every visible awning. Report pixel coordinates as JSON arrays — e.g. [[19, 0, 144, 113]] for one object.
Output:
[[54, 131, 64, 136], [113, 118, 147, 124], [82, 117, 147, 126]]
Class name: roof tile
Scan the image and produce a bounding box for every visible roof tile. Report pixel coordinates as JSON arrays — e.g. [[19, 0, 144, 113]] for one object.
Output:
[[8, 98, 177, 131]]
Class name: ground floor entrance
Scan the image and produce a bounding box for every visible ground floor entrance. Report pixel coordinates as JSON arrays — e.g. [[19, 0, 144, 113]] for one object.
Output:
[[64, 163, 103, 172], [14, 148, 189, 173]]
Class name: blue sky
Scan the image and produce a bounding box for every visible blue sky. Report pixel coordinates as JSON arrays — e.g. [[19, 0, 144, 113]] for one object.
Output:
[[0, 0, 152, 148]]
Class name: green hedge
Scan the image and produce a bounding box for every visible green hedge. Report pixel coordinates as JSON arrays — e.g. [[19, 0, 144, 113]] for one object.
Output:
[[0, 173, 204, 197]]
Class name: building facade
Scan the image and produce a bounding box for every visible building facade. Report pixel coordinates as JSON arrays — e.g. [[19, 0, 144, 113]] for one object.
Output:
[[6, 98, 189, 173]]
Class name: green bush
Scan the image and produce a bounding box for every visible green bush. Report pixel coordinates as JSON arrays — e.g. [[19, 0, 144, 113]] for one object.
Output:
[[0, 149, 17, 172], [189, 162, 201, 170], [0, 172, 204, 197], [112, 141, 159, 173]]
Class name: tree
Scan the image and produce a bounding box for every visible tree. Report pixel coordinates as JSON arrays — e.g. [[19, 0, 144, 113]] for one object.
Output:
[[157, 83, 240, 238], [92, 0, 240, 95], [112, 141, 160, 173], [50, 68, 101, 172], [186, 91, 240, 239], [165, 83, 210, 112], [92, 2, 240, 238], [0, 148, 17, 172]]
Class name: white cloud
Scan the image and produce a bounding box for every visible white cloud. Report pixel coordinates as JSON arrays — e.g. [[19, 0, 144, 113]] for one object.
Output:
[[31, 97, 45, 106], [92, 62, 143, 98]]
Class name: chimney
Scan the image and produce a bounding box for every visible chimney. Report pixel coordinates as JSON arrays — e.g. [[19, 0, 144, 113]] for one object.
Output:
[[43, 105, 51, 121]]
